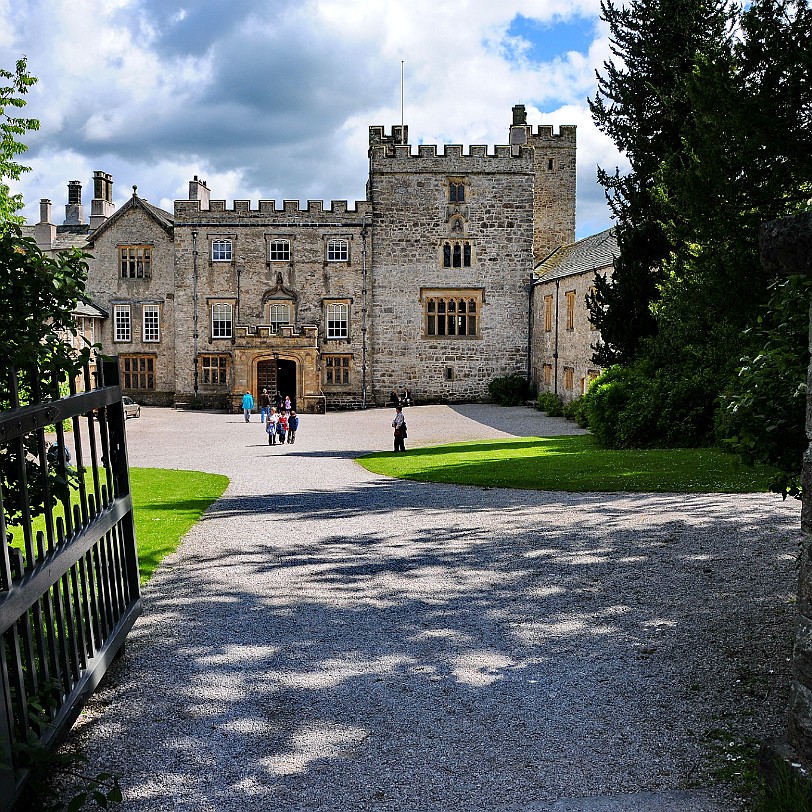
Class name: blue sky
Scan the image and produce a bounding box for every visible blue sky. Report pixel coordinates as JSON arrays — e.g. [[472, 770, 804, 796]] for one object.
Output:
[[0, 0, 626, 240]]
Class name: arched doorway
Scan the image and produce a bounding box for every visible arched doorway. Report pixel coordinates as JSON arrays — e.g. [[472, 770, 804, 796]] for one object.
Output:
[[256, 358, 297, 407], [277, 359, 297, 407]]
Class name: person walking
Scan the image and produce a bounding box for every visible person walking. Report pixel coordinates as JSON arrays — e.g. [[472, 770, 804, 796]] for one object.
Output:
[[287, 410, 299, 444], [392, 406, 406, 452], [259, 389, 271, 423], [284, 394, 292, 412], [266, 407, 279, 444], [241, 390, 255, 422]]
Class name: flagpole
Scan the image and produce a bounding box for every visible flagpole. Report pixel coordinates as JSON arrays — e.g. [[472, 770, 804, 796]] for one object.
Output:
[[401, 60, 404, 143]]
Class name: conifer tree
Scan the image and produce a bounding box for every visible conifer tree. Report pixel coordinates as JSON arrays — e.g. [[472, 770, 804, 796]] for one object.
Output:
[[587, 0, 732, 365]]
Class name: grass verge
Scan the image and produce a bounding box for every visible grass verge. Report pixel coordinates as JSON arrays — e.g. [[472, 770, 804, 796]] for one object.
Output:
[[357, 435, 780, 493], [130, 468, 229, 583]]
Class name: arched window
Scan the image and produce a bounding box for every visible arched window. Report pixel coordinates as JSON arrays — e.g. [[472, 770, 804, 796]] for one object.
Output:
[[449, 182, 465, 203], [212, 240, 232, 261], [211, 303, 233, 338], [442, 241, 472, 268], [268, 302, 291, 333]]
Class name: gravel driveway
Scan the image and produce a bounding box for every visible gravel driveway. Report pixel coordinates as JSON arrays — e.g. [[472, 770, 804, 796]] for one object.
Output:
[[59, 405, 802, 811]]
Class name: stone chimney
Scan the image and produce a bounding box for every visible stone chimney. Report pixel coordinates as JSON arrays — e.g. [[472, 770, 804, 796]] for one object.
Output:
[[189, 175, 211, 210], [64, 180, 84, 225], [90, 171, 115, 230], [34, 198, 56, 248], [509, 103, 529, 147]]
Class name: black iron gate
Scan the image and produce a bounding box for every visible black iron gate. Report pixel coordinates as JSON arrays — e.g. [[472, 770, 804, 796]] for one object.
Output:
[[0, 357, 141, 810]]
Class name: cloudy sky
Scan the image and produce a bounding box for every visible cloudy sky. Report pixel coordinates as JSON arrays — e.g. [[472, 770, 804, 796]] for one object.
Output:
[[1, 0, 628, 239]]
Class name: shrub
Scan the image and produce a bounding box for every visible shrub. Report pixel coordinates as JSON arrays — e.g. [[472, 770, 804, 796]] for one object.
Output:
[[562, 395, 590, 427], [536, 391, 563, 416], [488, 374, 529, 406], [583, 363, 718, 449]]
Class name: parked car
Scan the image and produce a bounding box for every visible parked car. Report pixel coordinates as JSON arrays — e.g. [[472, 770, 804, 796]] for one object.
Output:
[[123, 396, 141, 419]]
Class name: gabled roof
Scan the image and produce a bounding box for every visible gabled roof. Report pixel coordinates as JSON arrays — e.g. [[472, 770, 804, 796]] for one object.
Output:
[[534, 228, 617, 283], [87, 192, 174, 245]]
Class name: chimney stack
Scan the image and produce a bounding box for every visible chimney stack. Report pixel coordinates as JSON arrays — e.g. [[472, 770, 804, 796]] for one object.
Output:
[[64, 180, 84, 225], [34, 198, 56, 247], [90, 171, 115, 230], [188, 175, 211, 210]]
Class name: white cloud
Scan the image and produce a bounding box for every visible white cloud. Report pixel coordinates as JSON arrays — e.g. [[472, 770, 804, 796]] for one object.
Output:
[[2, 0, 626, 238]]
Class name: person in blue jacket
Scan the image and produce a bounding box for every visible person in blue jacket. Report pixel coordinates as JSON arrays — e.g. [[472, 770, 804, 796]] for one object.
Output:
[[287, 410, 299, 444], [241, 390, 254, 422]]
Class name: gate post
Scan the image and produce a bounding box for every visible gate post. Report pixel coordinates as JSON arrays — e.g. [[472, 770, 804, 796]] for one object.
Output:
[[759, 211, 812, 780]]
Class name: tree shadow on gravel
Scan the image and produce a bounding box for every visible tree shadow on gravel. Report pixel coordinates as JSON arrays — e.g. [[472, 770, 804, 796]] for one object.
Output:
[[56, 480, 803, 812]]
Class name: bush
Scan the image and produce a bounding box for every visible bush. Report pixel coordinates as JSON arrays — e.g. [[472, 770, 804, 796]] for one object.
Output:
[[488, 374, 530, 406], [582, 363, 717, 449], [536, 391, 563, 416], [562, 395, 590, 427]]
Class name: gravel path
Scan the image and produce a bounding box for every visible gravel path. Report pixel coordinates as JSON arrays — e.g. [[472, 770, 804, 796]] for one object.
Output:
[[59, 405, 802, 811]]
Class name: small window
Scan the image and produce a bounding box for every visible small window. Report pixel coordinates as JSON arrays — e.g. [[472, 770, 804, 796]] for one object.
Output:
[[269, 240, 291, 262], [212, 240, 232, 262], [548, 158, 554, 171], [114, 304, 131, 342], [326, 303, 349, 339], [543, 364, 553, 386], [449, 182, 465, 203], [121, 355, 154, 389], [323, 355, 350, 386], [211, 303, 233, 339], [143, 304, 160, 342], [563, 367, 575, 389], [543, 295, 553, 332], [327, 239, 349, 262], [565, 290, 576, 331], [268, 302, 291, 333], [200, 354, 228, 386], [120, 246, 151, 279]]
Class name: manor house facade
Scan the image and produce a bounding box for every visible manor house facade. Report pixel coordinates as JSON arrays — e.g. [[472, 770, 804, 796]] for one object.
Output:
[[31, 104, 602, 412]]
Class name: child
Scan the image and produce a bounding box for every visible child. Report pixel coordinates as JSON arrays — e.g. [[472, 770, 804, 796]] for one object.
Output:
[[287, 410, 299, 444], [266, 407, 278, 445], [277, 410, 288, 445]]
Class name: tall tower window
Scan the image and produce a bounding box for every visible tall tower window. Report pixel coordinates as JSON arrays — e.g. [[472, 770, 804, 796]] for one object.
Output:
[[449, 182, 465, 203], [442, 241, 472, 268]]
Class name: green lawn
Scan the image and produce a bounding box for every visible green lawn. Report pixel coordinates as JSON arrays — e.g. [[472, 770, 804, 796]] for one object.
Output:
[[357, 435, 780, 493], [20, 467, 228, 583], [130, 468, 229, 582]]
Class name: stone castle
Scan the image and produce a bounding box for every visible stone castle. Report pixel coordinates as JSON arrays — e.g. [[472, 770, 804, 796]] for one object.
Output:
[[31, 104, 608, 412]]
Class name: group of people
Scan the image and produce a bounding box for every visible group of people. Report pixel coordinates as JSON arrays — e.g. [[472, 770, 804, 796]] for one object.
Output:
[[265, 406, 299, 445], [389, 387, 412, 408], [240, 389, 299, 445]]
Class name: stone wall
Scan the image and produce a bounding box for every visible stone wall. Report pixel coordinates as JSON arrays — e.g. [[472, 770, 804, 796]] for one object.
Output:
[[84, 198, 176, 406], [531, 265, 608, 402], [172, 198, 371, 411], [758, 211, 812, 781], [368, 136, 538, 404]]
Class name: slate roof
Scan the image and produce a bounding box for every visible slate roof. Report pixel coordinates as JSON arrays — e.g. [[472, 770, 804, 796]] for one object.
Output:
[[534, 228, 617, 283]]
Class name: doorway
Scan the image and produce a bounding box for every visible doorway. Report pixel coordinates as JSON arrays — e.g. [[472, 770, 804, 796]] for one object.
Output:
[[256, 359, 297, 407]]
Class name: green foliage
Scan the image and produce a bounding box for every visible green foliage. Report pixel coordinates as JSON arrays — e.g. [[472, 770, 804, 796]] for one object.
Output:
[[561, 395, 589, 428], [582, 364, 717, 449], [536, 391, 563, 416], [14, 680, 122, 812], [0, 226, 91, 530], [0, 57, 39, 224], [487, 373, 529, 406], [588, 0, 732, 365], [716, 275, 811, 498]]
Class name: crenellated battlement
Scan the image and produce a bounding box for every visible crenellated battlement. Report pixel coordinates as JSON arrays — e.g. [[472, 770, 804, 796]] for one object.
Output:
[[174, 198, 371, 219], [369, 141, 535, 163]]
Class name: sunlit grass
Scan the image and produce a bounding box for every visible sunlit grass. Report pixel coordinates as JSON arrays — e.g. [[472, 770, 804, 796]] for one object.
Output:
[[357, 435, 779, 493], [130, 468, 229, 583], [22, 468, 229, 583]]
